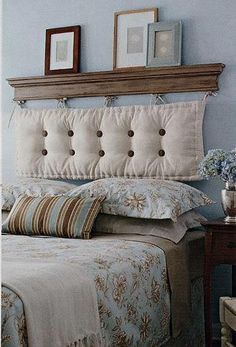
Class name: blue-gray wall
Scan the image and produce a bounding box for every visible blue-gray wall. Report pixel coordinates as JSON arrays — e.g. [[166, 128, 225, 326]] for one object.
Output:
[[2, 0, 236, 333], [2, 0, 236, 219]]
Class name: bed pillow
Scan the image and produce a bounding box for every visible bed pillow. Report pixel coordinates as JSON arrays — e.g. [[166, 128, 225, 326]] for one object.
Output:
[[1, 178, 78, 211], [2, 195, 104, 239], [66, 178, 213, 222], [94, 210, 206, 243]]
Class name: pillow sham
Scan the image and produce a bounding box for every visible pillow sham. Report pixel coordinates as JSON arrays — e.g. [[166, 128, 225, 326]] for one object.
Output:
[[94, 210, 206, 243], [1, 178, 77, 211], [2, 195, 104, 239], [66, 178, 213, 222]]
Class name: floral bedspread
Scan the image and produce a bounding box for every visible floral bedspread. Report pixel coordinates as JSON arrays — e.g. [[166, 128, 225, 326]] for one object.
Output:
[[1, 234, 170, 347]]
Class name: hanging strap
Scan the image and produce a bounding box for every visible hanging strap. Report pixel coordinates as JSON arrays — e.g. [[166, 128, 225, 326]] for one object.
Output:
[[104, 96, 117, 107], [150, 94, 168, 105], [8, 100, 26, 128], [203, 91, 217, 102], [57, 97, 68, 109]]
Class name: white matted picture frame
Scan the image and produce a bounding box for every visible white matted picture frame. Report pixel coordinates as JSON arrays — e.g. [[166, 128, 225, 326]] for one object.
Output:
[[45, 26, 81, 75], [146, 21, 182, 68], [113, 8, 158, 69]]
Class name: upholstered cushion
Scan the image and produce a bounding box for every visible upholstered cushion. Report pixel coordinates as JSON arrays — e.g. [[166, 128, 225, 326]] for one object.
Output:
[[15, 101, 205, 181], [94, 210, 207, 243], [2, 195, 104, 239], [66, 178, 213, 222], [1, 178, 77, 211]]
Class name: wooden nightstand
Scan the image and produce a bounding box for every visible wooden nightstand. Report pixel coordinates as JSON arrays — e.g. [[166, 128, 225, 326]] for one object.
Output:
[[201, 218, 236, 347]]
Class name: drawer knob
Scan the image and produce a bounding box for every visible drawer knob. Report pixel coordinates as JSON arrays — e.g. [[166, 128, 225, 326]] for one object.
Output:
[[227, 241, 236, 249]]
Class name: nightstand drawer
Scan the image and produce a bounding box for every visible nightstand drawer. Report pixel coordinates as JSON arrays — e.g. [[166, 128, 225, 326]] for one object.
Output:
[[212, 232, 236, 259]]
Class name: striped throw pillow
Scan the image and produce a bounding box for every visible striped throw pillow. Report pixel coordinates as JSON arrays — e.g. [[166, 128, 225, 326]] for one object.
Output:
[[2, 195, 104, 239]]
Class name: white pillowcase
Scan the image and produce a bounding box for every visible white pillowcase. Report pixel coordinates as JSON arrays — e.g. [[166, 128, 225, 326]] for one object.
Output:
[[1, 178, 77, 211], [94, 210, 206, 243]]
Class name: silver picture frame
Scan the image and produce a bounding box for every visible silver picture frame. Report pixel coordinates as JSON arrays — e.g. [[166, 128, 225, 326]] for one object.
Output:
[[146, 21, 182, 68]]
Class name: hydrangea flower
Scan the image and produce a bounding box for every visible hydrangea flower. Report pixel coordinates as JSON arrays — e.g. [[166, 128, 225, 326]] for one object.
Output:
[[198, 148, 236, 183], [220, 151, 236, 182]]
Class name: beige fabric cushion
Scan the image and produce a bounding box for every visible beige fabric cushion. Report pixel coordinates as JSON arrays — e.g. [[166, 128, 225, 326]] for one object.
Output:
[[94, 210, 206, 243], [15, 101, 205, 180]]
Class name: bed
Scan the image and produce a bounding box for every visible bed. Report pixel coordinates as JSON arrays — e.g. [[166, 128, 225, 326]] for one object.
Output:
[[2, 101, 209, 346], [2, 229, 205, 347]]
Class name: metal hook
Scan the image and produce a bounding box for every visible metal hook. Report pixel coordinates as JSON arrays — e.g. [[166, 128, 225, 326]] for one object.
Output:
[[152, 94, 167, 105], [17, 100, 26, 107], [57, 97, 68, 109], [203, 91, 217, 102], [104, 96, 118, 107]]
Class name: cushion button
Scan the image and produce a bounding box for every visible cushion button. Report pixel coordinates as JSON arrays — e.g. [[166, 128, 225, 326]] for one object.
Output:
[[69, 149, 75, 156], [42, 149, 48, 156], [42, 130, 48, 137], [99, 150, 105, 157], [128, 150, 134, 157], [97, 130, 103, 137], [128, 130, 134, 137], [159, 129, 166, 136], [159, 149, 165, 157], [68, 130, 74, 137]]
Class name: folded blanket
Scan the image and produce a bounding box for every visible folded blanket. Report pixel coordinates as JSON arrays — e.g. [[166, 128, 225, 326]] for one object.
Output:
[[2, 259, 105, 347]]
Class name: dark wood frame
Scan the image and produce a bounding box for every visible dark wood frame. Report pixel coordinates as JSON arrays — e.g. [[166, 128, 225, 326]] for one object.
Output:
[[7, 63, 225, 101], [113, 8, 158, 70], [45, 25, 80, 75]]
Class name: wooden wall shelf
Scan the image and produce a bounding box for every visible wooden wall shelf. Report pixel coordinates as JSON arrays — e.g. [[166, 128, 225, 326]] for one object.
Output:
[[7, 63, 225, 101]]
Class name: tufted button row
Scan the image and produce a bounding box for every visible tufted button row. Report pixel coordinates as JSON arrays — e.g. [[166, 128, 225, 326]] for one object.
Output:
[[42, 149, 165, 157], [42, 129, 75, 137], [42, 129, 142, 138], [42, 129, 166, 139], [42, 149, 75, 156]]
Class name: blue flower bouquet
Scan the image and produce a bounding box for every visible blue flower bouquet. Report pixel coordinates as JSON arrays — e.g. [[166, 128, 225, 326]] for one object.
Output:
[[199, 148, 236, 222]]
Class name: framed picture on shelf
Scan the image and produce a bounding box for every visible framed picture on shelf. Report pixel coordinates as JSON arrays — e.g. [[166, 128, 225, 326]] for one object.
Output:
[[113, 8, 158, 69], [45, 25, 80, 75], [146, 21, 182, 68]]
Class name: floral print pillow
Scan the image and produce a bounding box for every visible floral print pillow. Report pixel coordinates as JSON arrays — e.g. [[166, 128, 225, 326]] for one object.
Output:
[[1, 178, 77, 211], [66, 178, 213, 222]]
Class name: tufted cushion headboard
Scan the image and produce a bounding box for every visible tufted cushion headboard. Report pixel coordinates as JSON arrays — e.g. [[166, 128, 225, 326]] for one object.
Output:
[[15, 101, 205, 181]]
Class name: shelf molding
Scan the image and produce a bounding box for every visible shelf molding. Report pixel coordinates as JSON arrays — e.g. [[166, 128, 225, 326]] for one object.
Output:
[[7, 63, 225, 101]]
